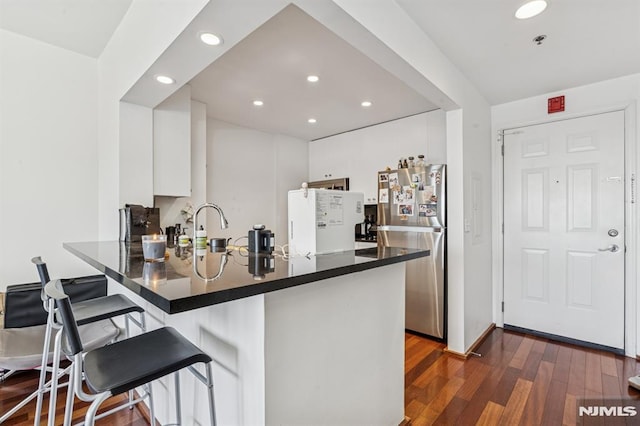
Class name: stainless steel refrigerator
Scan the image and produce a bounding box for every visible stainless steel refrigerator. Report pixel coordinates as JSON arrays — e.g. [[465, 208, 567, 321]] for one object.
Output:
[[377, 164, 446, 340]]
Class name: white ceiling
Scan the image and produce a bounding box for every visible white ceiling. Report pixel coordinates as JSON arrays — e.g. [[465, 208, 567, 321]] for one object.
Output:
[[397, 0, 640, 105], [187, 5, 437, 141], [0, 0, 132, 58], [2, 0, 640, 138]]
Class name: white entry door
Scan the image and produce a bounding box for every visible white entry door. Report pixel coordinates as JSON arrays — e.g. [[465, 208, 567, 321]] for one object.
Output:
[[503, 110, 625, 350]]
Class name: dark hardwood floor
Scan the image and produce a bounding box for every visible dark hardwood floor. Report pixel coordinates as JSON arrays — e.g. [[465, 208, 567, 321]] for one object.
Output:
[[2, 328, 640, 425], [405, 328, 640, 425], [0, 366, 150, 426]]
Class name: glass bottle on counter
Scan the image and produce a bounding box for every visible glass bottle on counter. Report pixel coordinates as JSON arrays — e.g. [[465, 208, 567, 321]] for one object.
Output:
[[416, 155, 425, 167], [408, 156, 415, 168], [398, 158, 403, 169], [403, 158, 409, 168]]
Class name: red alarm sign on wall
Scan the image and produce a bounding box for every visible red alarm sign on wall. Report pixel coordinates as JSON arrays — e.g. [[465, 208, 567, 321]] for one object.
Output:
[[548, 95, 565, 114]]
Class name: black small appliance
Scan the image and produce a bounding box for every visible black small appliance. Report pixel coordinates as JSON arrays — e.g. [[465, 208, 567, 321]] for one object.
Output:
[[248, 224, 275, 254]]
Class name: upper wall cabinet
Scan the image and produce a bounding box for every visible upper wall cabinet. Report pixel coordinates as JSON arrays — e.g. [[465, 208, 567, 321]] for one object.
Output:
[[308, 111, 446, 204], [153, 85, 191, 197], [308, 140, 348, 182]]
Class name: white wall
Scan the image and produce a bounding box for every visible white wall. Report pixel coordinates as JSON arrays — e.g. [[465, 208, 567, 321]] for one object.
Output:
[[207, 119, 308, 247], [119, 101, 153, 207], [492, 73, 640, 356], [332, 0, 493, 353], [0, 30, 99, 289], [97, 0, 208, 241]]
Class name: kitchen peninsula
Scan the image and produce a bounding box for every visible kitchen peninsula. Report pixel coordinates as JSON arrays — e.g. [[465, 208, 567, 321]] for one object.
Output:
[[64, 241, 429, 425]]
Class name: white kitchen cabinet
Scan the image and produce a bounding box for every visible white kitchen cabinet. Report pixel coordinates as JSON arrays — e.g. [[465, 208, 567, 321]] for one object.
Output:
[[153, 85, 191, 197], [309, 111, 445, 205], [308, 138, 348, 181]]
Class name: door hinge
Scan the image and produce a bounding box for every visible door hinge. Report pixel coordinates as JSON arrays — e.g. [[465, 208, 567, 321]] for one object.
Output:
[[501, 301, 504, 312]]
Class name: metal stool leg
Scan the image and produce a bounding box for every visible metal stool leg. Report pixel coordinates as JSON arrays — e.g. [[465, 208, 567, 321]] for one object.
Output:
[[47, 329, 65, 426], [206, 362, 217, 426], [186, 363, 217, 426], [124, 314, 134, 408], [147, 381, 156, 425], [34, 302, 55, 425], [84, 392, 112, 426], [174, 371, 182, 425], [62, 359, 76, 426]]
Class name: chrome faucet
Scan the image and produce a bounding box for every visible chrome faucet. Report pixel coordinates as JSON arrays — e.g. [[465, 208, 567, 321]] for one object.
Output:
[[193, 202, 229, 282], [193, 202, 229, 241]]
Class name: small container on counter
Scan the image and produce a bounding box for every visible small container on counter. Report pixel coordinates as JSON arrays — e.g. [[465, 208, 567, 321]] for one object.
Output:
[[196, 225, 207, 249], [178, 229, 190, 247]]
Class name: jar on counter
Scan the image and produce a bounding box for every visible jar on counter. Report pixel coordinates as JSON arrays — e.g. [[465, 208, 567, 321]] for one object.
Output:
[[416, 155, 425, 167], [408, 156, 415, 168], [178, 229, 190, 247]]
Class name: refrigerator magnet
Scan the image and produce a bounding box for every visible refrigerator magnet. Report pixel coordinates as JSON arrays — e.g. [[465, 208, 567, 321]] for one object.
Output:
[[379, 188, 389, 203], [393, 190, 403, 204], [398, 204, 414, 216], [422, 185, 435, 198], [379, 173, 389, 184], [411, 173, 422, 184], [403, 186, 415, 203], [423, 203, 437, 217], [388, 172, 399, 188]]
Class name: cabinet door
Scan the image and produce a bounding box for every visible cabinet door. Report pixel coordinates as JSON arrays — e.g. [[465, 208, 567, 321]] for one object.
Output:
[[153, 85, 191, 197], [308, 138, 348, 181]]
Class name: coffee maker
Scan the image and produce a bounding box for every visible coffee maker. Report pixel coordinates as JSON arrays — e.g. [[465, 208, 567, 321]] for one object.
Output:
[[119, 204, 161, 243]]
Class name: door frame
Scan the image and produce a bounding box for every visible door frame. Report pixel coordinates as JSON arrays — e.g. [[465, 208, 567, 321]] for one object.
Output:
[[491, 102, 638, 357]]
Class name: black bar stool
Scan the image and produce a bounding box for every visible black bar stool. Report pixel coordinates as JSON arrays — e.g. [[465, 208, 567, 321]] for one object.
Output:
[[45, 278, 217, 426], [31, 257, 146, 425]]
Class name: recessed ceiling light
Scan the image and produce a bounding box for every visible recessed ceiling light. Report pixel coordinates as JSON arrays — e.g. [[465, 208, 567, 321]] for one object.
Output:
[[307, 75, 319, 83], [200, 32, 223, 46], [308, 118, 317, 124], [253, 100, 264, 106], [155, 75, 175, 85], [361, 101, 372, 107], [515, 0, 547, 19]]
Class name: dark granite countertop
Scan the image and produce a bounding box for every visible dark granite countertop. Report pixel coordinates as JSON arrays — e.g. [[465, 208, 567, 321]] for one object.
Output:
[[63, 241, 429, 314]]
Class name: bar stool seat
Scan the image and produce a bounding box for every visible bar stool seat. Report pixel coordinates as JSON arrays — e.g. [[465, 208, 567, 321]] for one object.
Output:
[[83, 327, 211, 395], [70, 293, 144, 325]]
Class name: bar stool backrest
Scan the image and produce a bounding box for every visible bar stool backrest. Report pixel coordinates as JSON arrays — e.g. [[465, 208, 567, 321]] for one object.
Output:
[[44, 279, 84, 356]]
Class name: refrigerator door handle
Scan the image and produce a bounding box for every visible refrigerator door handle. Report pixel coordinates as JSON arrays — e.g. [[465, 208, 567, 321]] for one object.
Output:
[[377, 225, 444, 233]]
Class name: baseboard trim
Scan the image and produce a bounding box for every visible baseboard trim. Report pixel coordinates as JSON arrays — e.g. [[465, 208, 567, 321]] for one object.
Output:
[[444, 323, 496, 360]]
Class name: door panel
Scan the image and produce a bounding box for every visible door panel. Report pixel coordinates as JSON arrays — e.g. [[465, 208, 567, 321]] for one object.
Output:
[[503, 110, 625, 350]]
